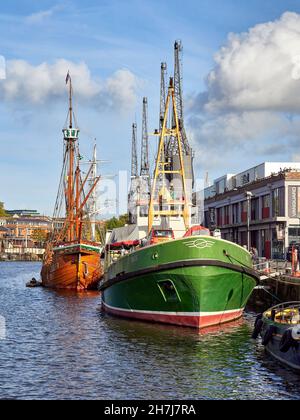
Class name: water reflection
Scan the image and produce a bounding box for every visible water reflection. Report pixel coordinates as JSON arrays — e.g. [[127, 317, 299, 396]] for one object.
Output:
[[100, 312, 300, 400], [0, 262, 300, 400]]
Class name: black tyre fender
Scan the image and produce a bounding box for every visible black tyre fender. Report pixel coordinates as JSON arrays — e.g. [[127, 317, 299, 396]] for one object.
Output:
[[262, 325, 277, 346], [279, 329, 295, 353], [255, 313, 263, 326], [252, 314, 263, 339]]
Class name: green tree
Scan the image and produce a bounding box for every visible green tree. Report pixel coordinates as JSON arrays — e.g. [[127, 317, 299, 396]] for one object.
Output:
[[0, 202, 7, 217], [31, 229, 49, 246], [105, 214, 129, 231]]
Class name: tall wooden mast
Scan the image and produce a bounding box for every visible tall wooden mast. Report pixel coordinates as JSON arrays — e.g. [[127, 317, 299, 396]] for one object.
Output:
[[41, 73, 103, 291], [64, 72, 79, 242], [60, 73, 101, 244]]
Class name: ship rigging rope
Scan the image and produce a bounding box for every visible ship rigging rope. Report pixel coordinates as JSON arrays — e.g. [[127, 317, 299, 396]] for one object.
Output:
[[51, 146, 69, 241], [53, 148, 67, 216], [260, 286, 282, 303], [50, 142, 96, 242], [223, 251, 250, 270]]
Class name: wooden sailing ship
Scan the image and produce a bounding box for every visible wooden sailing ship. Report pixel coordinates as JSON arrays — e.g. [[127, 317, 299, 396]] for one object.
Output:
[[41, 73, 103, 291]]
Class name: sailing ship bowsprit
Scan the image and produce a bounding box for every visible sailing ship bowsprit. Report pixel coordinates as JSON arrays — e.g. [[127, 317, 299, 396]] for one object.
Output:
[[41, 73, 103, 291]]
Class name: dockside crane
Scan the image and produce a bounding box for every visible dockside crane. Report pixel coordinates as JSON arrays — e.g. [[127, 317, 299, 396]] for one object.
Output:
[[159, 62, 168, 132], [140, 98, 150, 183], [128, 123, 139, 224], [139, 97, 151, 216], [166, 40, 191, 157], [131, 123, 138, 178]]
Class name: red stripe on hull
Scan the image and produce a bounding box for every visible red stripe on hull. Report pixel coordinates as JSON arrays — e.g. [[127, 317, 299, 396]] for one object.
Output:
[[102, 303, 244, 329]]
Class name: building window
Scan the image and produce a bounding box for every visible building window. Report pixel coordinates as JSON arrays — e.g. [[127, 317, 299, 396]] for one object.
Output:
[[232, 203, 239, 224], [241, 173, 250, 185], [251, 198, 259, 221], [240, 231, 247, 247], [288, 227, 300, 245], [224, 206, 230, 225], [262, 194, 270, 219], [272, 228, 285, 260], [241, 201, 248, 223], [272, 187, 284, 217], [216, 208, 223, 227], [232, 177, 237, 189], [216, 179, 226, 195], [208, 208, 216, 227], [261, 229, 271, 259], [204, 211, 209, 227]]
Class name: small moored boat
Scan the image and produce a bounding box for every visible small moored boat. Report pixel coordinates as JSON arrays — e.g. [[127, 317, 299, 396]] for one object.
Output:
[[252, 302, 300, 371]]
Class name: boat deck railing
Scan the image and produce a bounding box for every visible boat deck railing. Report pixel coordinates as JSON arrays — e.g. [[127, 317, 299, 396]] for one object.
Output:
[[253, 259, 290, 282], [269, 301, 300, 311], [265, 301, 300, 325]]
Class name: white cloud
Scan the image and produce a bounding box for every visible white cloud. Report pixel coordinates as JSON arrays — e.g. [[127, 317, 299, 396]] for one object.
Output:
[[189, 110, 300, 172], [292, 153, 300, 162], [103, 69, 141, 110], [26, 10, 53, 24], [25, 5, 63, 25], [187, 12, 300, 173], [0, 59, 140, 113], [0, 55, 6, 80], [202, 12, 300, 113]]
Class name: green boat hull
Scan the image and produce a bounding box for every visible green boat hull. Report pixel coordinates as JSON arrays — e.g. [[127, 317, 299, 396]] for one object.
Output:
[[100, 236, 259, 329]]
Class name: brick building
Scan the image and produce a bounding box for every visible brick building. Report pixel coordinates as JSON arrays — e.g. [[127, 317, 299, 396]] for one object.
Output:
[[204, 162, 300, 259], [2, 216, 52, 248]]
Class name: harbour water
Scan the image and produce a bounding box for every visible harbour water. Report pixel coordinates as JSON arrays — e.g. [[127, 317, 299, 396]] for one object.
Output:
[[1, 262, 300, 400]]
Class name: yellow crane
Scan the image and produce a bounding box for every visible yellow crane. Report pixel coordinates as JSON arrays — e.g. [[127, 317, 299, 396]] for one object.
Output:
[[148, 78, 190, 233]]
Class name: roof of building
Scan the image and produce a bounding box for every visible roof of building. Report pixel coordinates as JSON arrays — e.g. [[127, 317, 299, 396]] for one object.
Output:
[[0, 227, 9, 232], [6, 218, 51, 225], [6, 209, 40, 214], [205, 172, 284, 204], [204, 168, 300, 204]]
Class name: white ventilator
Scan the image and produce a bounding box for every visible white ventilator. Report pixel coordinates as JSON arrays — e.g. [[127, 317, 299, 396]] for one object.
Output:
[[291, 325, 300, 341]]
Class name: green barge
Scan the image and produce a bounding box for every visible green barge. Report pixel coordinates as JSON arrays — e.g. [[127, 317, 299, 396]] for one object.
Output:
[[100, 235, 259, 329]]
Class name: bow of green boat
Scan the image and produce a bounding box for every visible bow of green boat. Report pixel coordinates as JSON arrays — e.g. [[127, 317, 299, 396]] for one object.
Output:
[[100, 236, 260, 329], [101, 235, 258, 283]]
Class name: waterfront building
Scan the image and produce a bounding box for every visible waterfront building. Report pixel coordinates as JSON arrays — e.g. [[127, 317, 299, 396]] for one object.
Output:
[[3, 217, 52, 248], [203, 162, 300, 259], [6, 209, 41, 217], [0, 227, 9, 239]]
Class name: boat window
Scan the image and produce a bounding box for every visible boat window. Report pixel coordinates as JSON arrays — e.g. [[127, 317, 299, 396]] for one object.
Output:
[[153, 230, 173, 238], [192, 229, 210, 237], [158, 280, 181, 303]]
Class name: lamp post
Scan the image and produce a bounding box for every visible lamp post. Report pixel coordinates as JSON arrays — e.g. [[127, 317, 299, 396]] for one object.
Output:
[[246, 191, 253, 252]]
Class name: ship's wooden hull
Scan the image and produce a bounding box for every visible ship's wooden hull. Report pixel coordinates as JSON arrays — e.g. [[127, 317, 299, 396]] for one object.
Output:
[[41, 243, 103, 291]]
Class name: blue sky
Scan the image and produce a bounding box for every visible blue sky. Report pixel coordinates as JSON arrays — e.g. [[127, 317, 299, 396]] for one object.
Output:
[[2, 0, 300, 215]]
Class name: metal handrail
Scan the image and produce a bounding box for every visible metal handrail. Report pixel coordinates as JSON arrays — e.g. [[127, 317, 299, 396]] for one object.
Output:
[[268, 301, 300, 311]]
